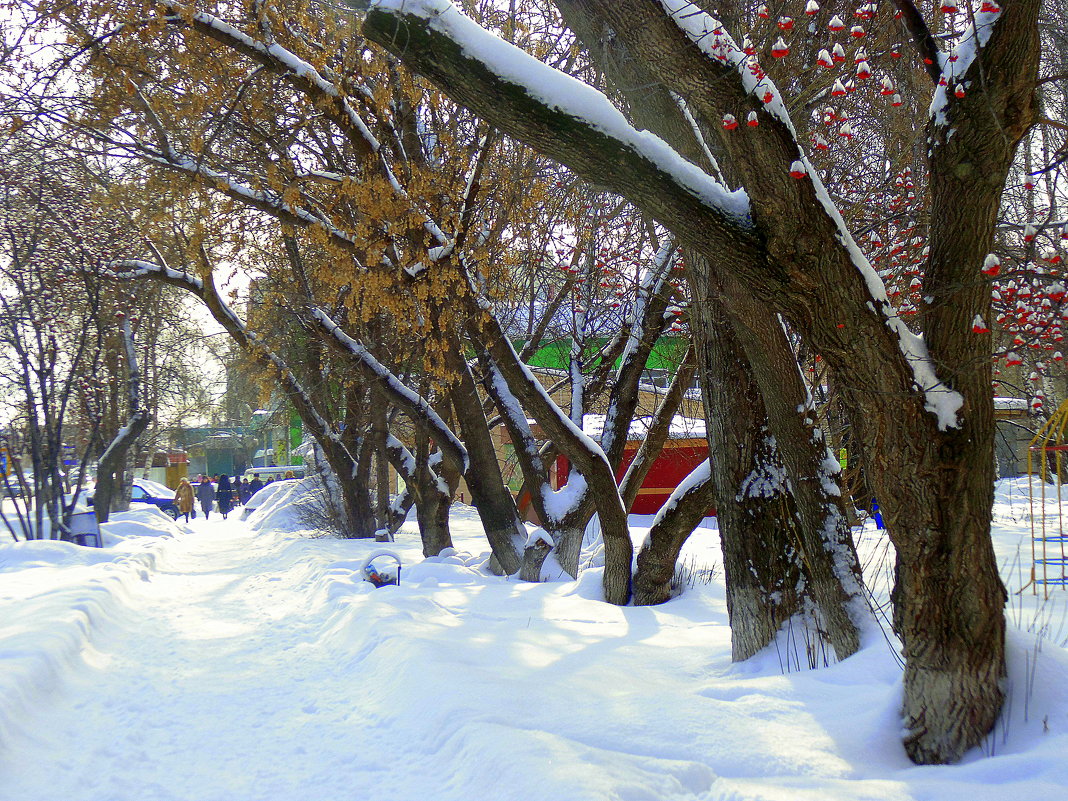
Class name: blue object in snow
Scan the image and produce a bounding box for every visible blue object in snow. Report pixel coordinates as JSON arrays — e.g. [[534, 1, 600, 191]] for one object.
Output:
[[871, 499, 884, 529]]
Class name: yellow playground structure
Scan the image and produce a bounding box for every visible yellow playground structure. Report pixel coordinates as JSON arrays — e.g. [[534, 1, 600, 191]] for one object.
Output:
[[1027, 399, 1068, 597]]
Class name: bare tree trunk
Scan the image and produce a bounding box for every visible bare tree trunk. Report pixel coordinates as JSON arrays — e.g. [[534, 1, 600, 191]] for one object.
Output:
[[94, 319, 150, 526], [712, 265, 864, 660], [446, 344, 523, 575], [372, 401, 391, 531], [521, 521, 584, 581], [412, 476, 454, 556], [405, 435, 456, 557], [470, 316, 632, 602], [633, 466, 716, 606], [860, 401, 1005, 764], [696, 308, 806, 660]]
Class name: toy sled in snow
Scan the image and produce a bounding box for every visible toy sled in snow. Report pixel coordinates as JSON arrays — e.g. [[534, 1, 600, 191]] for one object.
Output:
[[361, 550, 402, 587]]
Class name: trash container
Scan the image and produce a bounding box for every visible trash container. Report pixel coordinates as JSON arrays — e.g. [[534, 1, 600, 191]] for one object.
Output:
[[70, 509, 102, 547]]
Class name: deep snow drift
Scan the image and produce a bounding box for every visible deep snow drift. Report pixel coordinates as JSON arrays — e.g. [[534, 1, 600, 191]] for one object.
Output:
[[0, 479, 1067, 801]]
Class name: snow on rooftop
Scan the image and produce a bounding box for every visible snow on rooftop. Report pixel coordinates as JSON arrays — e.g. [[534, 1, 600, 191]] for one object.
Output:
[[995, 397, 1029, 412], [582, 413, 706, 441]]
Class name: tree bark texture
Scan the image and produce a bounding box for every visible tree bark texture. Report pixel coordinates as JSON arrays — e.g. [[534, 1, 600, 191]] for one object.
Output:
[[445, 344, 524, 575], [712, 265, 864, 660], [689, 268, 805, 660], [708, 357, 805, 662]]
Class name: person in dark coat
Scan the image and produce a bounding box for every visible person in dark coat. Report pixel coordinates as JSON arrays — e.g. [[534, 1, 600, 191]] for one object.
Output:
[[196, 476, 215, 519], [248, 473, 264, 497], [216, 474, 234, 520], [239, 478, 252, 504]]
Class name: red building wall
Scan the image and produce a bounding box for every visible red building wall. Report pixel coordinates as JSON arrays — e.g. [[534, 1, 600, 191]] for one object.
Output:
[[555, 438, 713, 515]]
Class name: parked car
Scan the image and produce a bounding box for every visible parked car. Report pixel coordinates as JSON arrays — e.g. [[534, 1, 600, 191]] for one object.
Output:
[[88, 478, 180, 519]]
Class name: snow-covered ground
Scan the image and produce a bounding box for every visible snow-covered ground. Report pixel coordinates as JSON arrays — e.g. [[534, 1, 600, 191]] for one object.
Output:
[[1, 479, 1068, 800]]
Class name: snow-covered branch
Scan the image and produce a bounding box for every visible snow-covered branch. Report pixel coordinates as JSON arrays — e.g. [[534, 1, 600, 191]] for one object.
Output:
[[307, 307, 470, 475], [114, 257, 345, 452], [157, 1, 451, 249], [142, 148, 362, 251], [928, 5, 1005, 128], [887, 0, 944, 82], [363, 1, 756, 246]]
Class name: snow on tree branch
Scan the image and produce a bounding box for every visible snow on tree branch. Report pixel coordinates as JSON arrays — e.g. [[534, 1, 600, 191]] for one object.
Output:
[[928, 4, 1005, 128], [363, 0, 753, 228], [110, 259, 204, 291], [113, 258, 346, 449], [365, 0, 963, 431], [142, 149, 362, 250], [888, 0, 945, 83], [652, 0, 964, 428], [157, 1, 451, 249], [308, 307, 470, 475]]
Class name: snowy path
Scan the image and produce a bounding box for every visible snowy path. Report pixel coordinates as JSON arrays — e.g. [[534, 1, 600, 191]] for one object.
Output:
[[3, 497, 1068, 801], [3, 515, 741, 801], [2, 516, 399, 800]]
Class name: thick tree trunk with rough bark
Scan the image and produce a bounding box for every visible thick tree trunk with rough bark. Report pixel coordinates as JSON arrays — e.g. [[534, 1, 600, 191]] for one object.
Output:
[[712, 267, 864, 660], [693, 292, 805, 660], [446, 345, 524, 575], [412, 477, 453, 556], [331, 436, 377, 538], [520, 519, 584, 581], [550, 523, 585, 578], [406, 433, 456, 556], [632, 469, 717, 606], [858, 400, 1006, 764], [879, 0, 1039, 763], [93, 427, 148, 525]]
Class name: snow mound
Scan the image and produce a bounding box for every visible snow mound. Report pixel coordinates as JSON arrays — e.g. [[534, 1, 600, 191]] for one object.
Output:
[[245, 478, 315, 533], [101, 506, 183, 544], [0, 512, 177, 763]]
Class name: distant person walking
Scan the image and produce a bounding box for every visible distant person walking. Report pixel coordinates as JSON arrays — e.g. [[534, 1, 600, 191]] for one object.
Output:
[[248, 473, 264, 497], [232, 476, 244, 507], [216, 474, 234, 520], [174, 477, 195, 524], [196, 475, 215, 520], [239, 478, 252, 504]]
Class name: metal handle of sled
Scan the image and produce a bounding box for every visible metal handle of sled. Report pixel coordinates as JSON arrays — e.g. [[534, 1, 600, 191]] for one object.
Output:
[[360, 549, 402, 587]]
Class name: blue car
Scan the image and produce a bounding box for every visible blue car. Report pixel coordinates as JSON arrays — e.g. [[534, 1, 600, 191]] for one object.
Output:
[[89, 479, 180, 519]]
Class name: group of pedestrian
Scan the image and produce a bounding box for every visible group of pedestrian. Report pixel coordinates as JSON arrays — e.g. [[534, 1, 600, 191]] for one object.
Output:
[[173, 473, 255, 523]]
